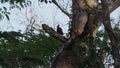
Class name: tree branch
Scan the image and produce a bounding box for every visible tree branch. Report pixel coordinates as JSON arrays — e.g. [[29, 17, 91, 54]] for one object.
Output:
[[108, 0, 120, 12], [101, 0, 120, 67], [42, 24, 67, 43], [84, 0, 119, 13], [52, 0, 71, 18]]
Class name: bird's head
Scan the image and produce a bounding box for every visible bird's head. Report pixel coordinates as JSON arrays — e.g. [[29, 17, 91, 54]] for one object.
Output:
[[57, 24, 60, 27]]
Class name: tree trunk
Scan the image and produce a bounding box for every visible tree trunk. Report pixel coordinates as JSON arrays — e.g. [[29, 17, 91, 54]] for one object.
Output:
[[42, 0, 120, 68], [51, 0, 101, 68]]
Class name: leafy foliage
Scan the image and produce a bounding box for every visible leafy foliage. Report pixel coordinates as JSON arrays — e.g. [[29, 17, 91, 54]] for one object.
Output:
[[0, 0, 119, 68], [68, 24, 120, 68], [0, 0, 32, 20], [0, 0, 25, 4], [0, 0, 52, 20], [0, 31, 63, 67]]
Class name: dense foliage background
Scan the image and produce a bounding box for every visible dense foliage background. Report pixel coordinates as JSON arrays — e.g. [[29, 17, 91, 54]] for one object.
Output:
[[0, 24, 119, 68], [0, 30, 63, 68], [0, 0, 119, 68]]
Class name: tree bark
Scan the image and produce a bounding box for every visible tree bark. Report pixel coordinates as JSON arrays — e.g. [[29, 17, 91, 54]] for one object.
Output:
[[42, 0, 120, 68], [42, 24, 67, 43], [101, 0, 120, 67]]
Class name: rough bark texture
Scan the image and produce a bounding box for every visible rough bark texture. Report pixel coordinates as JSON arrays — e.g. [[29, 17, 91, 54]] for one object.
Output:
[[42, 0, 120, 68], [71, 0, 88, 36], [101, 0, 120, 67], [108, 0, 120, 12]]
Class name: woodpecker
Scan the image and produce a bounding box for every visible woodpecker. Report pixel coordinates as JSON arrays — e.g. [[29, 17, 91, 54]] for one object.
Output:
[[57, 25, 63, 35]]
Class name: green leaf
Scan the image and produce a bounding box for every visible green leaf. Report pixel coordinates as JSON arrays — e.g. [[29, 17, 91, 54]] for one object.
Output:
[[45, 0, 47, 3], [0, 13, 4, 20], [3, 7, 7, 12], [5, 14, 9, 20], [40, 0, 44, 2], [20, 2, 24, 8]]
